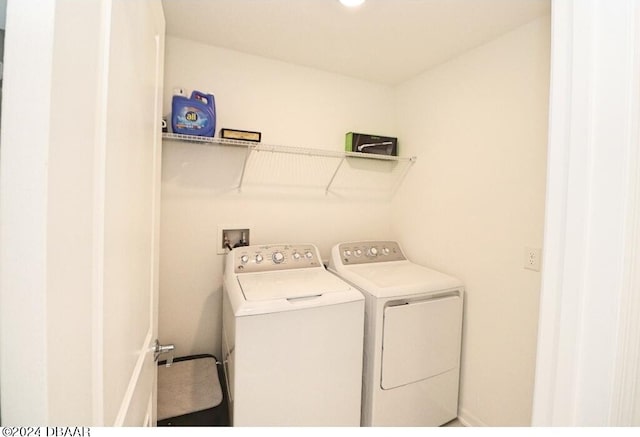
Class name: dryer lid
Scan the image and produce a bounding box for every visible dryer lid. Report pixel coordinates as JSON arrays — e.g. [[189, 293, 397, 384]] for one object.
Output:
[[238, 269, 352, 301], [335, 260, 463, 297]]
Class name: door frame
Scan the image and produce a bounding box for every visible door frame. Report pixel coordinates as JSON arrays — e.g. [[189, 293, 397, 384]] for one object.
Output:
[[532, 0, 640, 426]]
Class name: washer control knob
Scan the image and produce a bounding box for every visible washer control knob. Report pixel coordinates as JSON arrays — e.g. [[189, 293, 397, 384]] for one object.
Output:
[[272, 251, 285, 264], [367, 247, 378, 257], [343, 250, 352, 257], [240, 255, 249, 264], [292, 252, 301, 260], [255, 254, 264, 263], [354, 249, 363, 257], [305, 251, 313, 259], [382, 247, 390, 255]]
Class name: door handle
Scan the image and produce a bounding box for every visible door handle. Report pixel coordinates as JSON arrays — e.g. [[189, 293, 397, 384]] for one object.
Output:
[[153, 339, 175, 363]]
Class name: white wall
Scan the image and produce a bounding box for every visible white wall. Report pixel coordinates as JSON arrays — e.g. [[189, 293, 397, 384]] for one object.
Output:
[[160, 37, 397, 358], [0, 0, 55, 423], [1, 0, 103, 424], [392, 17, 550, 426]]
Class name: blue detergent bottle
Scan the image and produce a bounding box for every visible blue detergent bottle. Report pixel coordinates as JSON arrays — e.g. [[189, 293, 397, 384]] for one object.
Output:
[[171, 90, 216, 137]]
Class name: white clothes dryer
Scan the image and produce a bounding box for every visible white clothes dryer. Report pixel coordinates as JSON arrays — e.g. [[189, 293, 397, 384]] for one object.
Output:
[[222, 243, 365, 426], [328, 241, 464, 427]]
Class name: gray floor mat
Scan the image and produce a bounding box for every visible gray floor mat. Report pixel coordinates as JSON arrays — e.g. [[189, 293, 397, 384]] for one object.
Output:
[[157, 356, 223, 420]]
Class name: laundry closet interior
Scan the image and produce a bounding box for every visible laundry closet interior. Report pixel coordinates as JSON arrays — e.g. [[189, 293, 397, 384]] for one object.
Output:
[[0, 0, 551, 427], [159, 0, 549, 427]]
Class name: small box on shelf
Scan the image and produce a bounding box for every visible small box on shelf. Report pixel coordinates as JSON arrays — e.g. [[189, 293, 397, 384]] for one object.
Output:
[[346, 132, 398, 156]]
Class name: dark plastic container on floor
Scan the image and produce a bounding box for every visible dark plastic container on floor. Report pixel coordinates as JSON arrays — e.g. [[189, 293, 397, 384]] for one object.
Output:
[[157, 354, 229, 427]]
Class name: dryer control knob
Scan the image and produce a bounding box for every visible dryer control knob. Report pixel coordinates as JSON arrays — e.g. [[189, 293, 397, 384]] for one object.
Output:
[[367, 247, 378, 257], [272, 251, 285, 264], [343, 250, 352, 257], [240, 255, 249, 264], [255, 254, 264, 263], [354, 249, 363, 257], [382, 247, 390, 255], [305, 251, 313, 259], [292, 252, 301, 260]]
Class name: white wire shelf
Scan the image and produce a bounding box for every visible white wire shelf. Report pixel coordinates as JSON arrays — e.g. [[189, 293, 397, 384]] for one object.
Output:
[[161, 132, 417, 196]]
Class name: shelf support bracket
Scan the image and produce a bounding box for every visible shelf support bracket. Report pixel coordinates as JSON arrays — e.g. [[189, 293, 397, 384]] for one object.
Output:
[[326, 156, 346, 195], [237, 145, 254, 192], [390, 156, 417, 196]]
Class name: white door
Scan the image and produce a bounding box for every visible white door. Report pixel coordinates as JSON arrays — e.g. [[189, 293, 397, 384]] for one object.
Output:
[[0, 0, 165, 425], [102, 0, 165, 426]]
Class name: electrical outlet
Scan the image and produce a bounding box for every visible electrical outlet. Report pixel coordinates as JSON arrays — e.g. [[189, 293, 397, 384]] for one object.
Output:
[[217, 225, 251, 255], [524, 247, 542, 271]]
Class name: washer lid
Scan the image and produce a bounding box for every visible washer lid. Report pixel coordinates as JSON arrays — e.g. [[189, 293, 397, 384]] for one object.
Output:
[[334, 260, 463, 298], [238, 268, 352, 301]]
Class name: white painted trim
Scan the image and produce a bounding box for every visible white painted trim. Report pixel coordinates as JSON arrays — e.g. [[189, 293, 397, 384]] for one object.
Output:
[[144, 394, 153, 427], [457, 408, 488, 427], [113, 328, 153, 426], [0, 0, 55, 424], [150, 1, 165, 336], [533, 0, 640, 426], [148, 3, 165, 425], [91, 0, 112, 426], [611, 2, 640, 425], [531, 0, 579, 424]]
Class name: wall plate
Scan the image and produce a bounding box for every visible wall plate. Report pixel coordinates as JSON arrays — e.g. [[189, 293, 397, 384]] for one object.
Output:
[[524, 247, 542, 271], [217, 225, 251, 255]]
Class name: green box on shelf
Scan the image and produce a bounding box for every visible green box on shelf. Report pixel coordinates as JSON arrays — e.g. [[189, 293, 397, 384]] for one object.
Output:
[[345, 132, 398, 156]]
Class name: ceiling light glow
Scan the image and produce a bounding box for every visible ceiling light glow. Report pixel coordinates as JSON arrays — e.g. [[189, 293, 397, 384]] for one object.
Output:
[[339, 0, 366, 8]]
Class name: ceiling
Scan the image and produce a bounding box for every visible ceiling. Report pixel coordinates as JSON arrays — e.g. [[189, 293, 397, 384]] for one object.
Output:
[[162, 0, 550, 86]]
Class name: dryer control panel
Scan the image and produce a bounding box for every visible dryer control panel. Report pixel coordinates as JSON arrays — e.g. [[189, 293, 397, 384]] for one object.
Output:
[[232, 244, 322, 273], [338, 241, 406, 265]]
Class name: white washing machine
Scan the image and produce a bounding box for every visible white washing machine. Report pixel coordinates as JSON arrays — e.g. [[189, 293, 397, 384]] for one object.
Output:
[[328, 240, 464, 427], [222, 243, 365, 426]]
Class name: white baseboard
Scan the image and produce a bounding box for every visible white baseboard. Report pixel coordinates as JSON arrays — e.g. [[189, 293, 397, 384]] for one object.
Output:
[[458, 408, 488, 427]]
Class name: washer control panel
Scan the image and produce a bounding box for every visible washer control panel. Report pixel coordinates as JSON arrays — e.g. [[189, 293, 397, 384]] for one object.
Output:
[[233, 244, 322, 273], [338, 241, 406, 265]]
